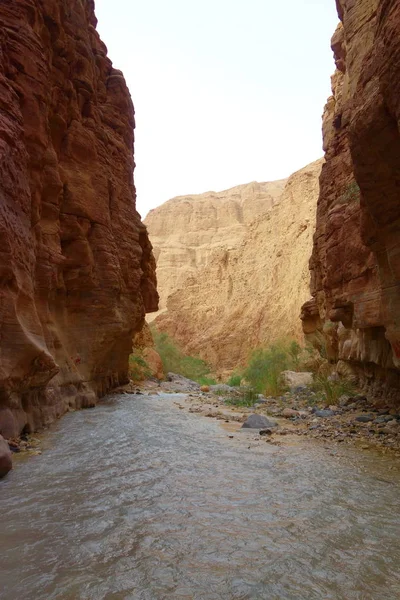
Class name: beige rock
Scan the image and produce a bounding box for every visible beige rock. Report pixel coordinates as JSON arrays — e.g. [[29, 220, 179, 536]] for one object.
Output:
[[152, 160, 322, 372], [281, 371, 314, 389], [282, 408, 300, 418]]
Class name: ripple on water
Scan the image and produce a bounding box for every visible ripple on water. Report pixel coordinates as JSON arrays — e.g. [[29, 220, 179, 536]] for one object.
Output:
[[1, 393, 400, 600]]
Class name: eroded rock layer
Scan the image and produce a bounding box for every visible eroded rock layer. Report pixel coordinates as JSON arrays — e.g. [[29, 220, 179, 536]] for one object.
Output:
[[301, 0, 400, 402], [145, 180, 286, 309], [0, 0, 158, 437], [154, 160, 322, 373]]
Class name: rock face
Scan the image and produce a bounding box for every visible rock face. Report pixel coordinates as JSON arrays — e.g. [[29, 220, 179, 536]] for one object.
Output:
[[0, 0, 158, 438], [154, 161, 322, 372], [301, 0, 400, 403], [0, 435, 12, 478], [145, 180, 286, 309]]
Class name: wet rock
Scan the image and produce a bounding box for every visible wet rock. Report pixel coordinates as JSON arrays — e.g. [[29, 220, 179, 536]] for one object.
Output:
[[0, 435, 12, 478], [259, 429, 273, 436], [355, 414, 374, 423], [241, 414, 278, 430]]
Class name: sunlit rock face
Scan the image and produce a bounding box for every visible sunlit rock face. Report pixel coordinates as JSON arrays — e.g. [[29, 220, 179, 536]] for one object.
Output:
[[148, 160, 322, 374], [302, 0, 400, 403], [0, 0, 158, 437]]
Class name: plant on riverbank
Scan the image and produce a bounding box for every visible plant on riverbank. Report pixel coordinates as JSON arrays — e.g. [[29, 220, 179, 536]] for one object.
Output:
[[151, 327, 213, 383], [227, 373, 242, 387], [129, 353, 152, 382], [312, 374, 355, 404], [224, 388, 259, 407], [243, 342, 290, 396]]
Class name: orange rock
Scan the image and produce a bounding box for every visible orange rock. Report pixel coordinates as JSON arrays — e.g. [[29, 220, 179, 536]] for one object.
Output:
[[0, 1, 158, 437]]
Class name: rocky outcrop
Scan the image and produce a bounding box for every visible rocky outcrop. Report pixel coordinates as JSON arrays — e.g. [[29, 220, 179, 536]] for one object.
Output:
[[145, 179, 286, 309], [155, 161, 322, 373], [0, 435, 12, 478], [132, 323, 164, 380], [301, 0, 400, 403], [0, 0, 158, 438]]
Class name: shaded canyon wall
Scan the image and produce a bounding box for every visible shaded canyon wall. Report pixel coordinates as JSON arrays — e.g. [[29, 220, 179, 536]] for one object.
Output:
[[301, 0, 400, 402], [0, 0, 158, 437]]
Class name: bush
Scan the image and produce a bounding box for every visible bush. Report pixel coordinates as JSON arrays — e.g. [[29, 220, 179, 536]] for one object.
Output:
[[227, 373, 242, 387], [243, 342, 290, 396], [129, 353, 152, 382], [225, 388, 259, 407], [151, 327, 213, 383], [312, 374, 355, 404]]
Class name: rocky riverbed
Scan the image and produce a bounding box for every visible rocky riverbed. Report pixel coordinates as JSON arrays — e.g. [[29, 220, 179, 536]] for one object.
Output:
[[133, 374, 400, 457]]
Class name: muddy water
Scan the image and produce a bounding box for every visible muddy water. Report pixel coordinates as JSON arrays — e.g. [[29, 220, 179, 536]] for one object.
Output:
[[1, 393, 400, 600]]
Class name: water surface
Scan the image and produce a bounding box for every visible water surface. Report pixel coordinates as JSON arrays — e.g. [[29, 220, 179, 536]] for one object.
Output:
[[1, 393, 400, 599]]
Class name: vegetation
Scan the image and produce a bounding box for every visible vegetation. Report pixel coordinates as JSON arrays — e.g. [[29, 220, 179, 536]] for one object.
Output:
[[224, 388, 259, 407], [128, 353, 152, 382], [227, 373, 242, 387], [338, 180, 360, 205], [151, 327, 213, 383], [312, 373, 355, 404], [243, 342, 291, 396]]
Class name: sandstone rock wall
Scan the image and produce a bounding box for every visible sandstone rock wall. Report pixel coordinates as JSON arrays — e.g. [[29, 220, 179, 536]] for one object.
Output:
[[0, 0, 158, 437], [145, 180, 286, 309], [155, 160, 322, 373], [301, 0, 400, 402]]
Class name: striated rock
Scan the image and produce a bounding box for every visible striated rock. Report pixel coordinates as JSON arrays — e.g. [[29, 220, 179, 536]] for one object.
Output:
[[145, 179, 286, 310], [0, 435, 12, 478], [0, 0, 158, 437], [154, 160, 322, 372], [301, 0, 400, 404]]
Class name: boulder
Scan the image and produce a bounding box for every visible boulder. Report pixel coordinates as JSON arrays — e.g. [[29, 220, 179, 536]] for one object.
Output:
[[241, 414, 278, 429], [0, 435, 12, 478], [280, 371, 313, 389], [282, 408, 300, 418]]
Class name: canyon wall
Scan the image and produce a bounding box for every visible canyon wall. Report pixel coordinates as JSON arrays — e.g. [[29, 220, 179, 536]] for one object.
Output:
[[0, 0, 158, 438], [301, 0, 400, 402], [145, 180, 286, 309], [152, 160, 322, 373]]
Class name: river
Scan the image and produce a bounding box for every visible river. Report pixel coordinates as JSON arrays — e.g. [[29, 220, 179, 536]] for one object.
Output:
[[1, 392, 400, 599]]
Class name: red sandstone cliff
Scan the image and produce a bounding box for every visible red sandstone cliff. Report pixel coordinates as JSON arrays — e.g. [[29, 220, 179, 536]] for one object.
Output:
[[302, 0, 400, 402], [0, 0, 158, 438]]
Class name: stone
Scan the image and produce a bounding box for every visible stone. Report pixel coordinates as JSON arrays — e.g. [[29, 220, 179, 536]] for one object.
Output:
[[314, 409, 334, 418], [282, 408, 300, 418], [0, 435, 12, 478], [0, 0, 158, 437], [280, 371, 313, 389], [149, 160, 322, 373], [241, 414, 278, 430], [355, 414, 374, 423], [200, 385, 210, 393], [301, 0, 400, 403]]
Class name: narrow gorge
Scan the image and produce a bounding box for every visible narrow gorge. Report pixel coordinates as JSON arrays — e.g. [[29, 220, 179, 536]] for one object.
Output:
[[1, 1, 400, 599]]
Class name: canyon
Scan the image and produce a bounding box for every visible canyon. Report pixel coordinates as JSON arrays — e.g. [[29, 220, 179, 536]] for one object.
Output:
[[0, 0, 158, 441], [147, 160, 322, 373], [301, 0, 400, 403]]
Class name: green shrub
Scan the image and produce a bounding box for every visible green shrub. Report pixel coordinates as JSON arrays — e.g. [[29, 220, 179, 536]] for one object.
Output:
[[227, 373, 242, 387], [225, 388, 259, 407], [243, 342, 290, 396], [151, 327, 212, 383], [312, 374, 355, 404], [129, 353, 152, 382], [338, 180, 360, 205]]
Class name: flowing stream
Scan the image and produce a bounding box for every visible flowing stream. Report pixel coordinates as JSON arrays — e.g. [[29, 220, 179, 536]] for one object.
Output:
[[1, 393, 400, 600]]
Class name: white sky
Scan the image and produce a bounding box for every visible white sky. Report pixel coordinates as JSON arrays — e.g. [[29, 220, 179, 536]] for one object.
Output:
[[95, 0, 338, 218]]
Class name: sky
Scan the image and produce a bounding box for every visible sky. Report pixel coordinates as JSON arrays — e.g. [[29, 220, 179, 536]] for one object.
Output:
[[95, 0, 338, 218]]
